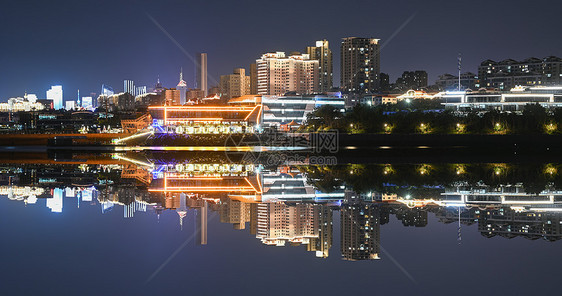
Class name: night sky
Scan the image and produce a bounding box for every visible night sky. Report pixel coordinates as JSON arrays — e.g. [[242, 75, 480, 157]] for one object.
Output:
[[1, 0, 561, 101]]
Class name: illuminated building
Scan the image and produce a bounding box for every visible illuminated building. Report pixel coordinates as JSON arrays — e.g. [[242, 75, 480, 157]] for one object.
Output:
[[360, 94, 398, 106], [256, 52, 319, 96], [163, 89, 181, 105], [46, 85, 63, 110], [220, 198, 251, 229], [97, 92, 135, 112], [260, 94, 344, 128], [197, 53, 208, 96], [148, 105, 262, 134], [340, 202, 381, 261], [306, 40, 333, 93], [0, 96, 45, 112], [340, 37, 380, 93], [177, 69, 188, 105], [81, 96, 93, 110], [124, 80, 135, 95], [438, 86, 562, 111], [101, 84, 114, 96], [256, 202, 319, 247], [220, 68, 251, 100], [135, 86, 147, 97], [307, 204, 333, 258], [478, 56, 562, 90], [65, 101, 75, 111], [260, 166, 345, 202], [46, 188, 64, 213]]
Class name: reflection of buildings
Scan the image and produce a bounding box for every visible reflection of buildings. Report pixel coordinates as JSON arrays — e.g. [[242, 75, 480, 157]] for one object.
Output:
[[220, 198, 251, 230], [341, 201, 381, 261], [256, 202, 327, 251]]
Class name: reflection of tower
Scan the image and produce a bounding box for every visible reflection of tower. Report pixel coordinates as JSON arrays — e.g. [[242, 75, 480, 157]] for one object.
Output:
[[177, 193, 188, 230], [196, 201, 208, 245], [340, 202, 381, 261]]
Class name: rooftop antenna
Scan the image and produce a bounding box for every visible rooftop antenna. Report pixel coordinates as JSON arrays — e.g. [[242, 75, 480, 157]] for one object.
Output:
[[458, 53, 462, 91]]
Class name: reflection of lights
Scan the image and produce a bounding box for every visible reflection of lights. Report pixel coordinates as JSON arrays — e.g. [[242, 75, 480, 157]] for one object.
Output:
[[417, 164, 432, 175], [529, 208, 562, 212], [545, 164, 558, 175]]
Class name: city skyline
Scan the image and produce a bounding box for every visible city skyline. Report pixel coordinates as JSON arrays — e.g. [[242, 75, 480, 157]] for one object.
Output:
[[1, 0, 561, 100]]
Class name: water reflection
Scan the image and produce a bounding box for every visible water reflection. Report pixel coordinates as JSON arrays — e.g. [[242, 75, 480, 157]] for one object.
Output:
[[2, 156, 562, 263]]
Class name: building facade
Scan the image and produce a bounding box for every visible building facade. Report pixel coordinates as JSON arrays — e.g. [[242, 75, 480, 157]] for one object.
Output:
[[306, 39, 333, 93], [340, 37, 381, 94], [256, 52, 319, 96], [220, 68, 251, 100], [46, 85, 63, 110], [478, 56, 562, 90]]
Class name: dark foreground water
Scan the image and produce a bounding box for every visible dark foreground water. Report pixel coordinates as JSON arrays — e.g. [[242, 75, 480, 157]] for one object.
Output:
[[1, 153, 561, 295]]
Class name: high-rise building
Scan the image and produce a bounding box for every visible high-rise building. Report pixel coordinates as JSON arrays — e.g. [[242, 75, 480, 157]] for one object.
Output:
[[124, 80, 135, 95], [177, 69, 188, 105], [306, 40, 333, 93], [219, 68, 251, 100], [256, 52, 319, 96], [46, 85, 63, 110], [340, 201, 381, 261], [395, 70, 428, 91], [249, 63, 258, 95], [196, 53, 208, 96], [340, 37, 381, 94]]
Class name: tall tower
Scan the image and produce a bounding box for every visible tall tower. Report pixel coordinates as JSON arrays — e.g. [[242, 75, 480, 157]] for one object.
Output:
[[306, 40, 333, 93], [196, 53, 208, 96], [340, 37, 381, 94], [177, 68, 188, 105]]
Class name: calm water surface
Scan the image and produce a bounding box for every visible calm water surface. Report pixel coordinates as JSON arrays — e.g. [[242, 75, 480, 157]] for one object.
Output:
[[1, 155, 561, 295]]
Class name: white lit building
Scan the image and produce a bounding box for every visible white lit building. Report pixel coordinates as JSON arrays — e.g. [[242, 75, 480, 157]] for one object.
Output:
[[0, 95, 45, 112], [82, 96, 93, 110], [261, 94, 344, 127], [124, 80, 135, 95], [46, 85, 63, 110], [438, 86, 562, 111], [256, 52, 319, 96], [65, 101, 75, 110]]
